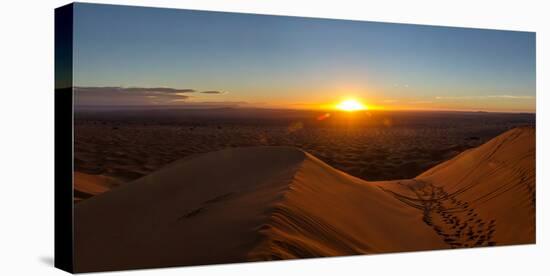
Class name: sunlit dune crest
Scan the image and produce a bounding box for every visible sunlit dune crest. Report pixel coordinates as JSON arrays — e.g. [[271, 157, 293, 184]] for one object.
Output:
[[336, 99, 367, 112], [74, 127, 535, 271]]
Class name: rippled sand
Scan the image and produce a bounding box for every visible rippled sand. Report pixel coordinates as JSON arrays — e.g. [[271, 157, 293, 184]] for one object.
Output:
[[74, 127, 535, 272]]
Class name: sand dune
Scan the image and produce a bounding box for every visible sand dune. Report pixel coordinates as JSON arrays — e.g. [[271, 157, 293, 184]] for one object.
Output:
[[74, 111, 535, 183], [415, 127, 535, 246], [74, 127, 535, 272], [73, 172, 121, 202]]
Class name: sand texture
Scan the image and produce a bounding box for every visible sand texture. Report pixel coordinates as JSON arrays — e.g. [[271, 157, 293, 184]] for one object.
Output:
[[74, 110, 535, 190], [73, 172, 122, 203], [74, 127, 535, 272]]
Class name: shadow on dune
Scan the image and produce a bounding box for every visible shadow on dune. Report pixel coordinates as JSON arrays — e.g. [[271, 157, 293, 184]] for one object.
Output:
[[73, 127, 535, 273]]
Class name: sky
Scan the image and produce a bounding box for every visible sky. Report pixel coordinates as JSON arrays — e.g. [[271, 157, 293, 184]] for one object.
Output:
[[73, 3, 536, 112]]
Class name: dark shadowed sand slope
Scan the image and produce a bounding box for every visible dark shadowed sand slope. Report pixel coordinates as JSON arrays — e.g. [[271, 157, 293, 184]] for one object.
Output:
[[74, 127, 535, 272]]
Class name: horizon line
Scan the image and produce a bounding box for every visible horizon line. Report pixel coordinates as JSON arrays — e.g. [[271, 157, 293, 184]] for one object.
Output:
[[74, 104, 536, 114]]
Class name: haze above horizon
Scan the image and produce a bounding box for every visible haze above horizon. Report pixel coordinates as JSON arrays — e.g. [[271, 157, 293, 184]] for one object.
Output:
[[73, 3, 536, 113]]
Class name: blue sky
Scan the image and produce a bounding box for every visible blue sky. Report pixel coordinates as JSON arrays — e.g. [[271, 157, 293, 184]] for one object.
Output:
[[73, 3, 536, 112]]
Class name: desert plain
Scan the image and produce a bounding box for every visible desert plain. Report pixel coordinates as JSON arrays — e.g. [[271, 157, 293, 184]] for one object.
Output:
[[72, 108, 535, 272]]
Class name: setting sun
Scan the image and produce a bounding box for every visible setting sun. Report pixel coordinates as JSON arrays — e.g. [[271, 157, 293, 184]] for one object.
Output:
[[336, 99, 367, 112]]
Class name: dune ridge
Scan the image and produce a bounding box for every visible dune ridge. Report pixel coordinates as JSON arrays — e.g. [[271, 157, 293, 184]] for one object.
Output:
[[74, 127, 535, 272], [415, 127, 535, 246], [247, 152, 446, 261], [73, 172, 121, 202]]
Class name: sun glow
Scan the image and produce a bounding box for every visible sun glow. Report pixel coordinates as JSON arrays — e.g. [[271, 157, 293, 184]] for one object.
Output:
[[336, 99, 367, 112]]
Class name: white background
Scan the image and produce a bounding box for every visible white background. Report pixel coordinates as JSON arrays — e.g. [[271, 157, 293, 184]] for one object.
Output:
[[0, 0, 548, 275]]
